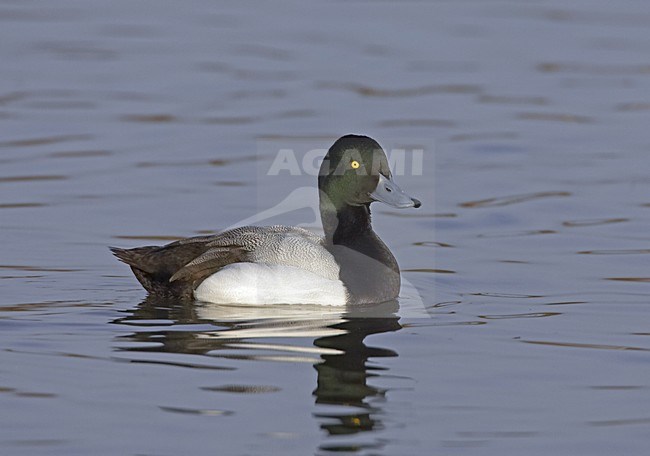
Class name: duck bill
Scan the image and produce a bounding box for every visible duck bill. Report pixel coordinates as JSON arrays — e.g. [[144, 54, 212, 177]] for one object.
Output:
[[370, 174, 421, 209]]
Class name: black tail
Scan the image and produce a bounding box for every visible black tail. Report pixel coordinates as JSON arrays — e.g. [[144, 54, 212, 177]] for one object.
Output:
[[110, 246, 157, 269], [110, 245, 196, 297]]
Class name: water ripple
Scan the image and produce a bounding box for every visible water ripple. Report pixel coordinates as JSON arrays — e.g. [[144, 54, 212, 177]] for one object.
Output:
[[471, 292, 544, 298], [0, 175, 67, 183], [517, 112, 593, 123], [479, 312, 561, 320], [563, 218, 628, 227], [403, 268, 456, 274], [605, 277, 650, 283], [413, 241, 455, 248], [538, 61, 650, 75], [578, 249, 650, 255], [588, 417, 650, 427], [201, 385, 281, 394], [0, 134, 92, 148], [522, 340, 650, 351], [0, 203, 46, 209], [459, 191, 570, 208], [378, 119, 456, 128], [477, 229, 556, 238], [159, 406, 233, 416], [318, 81, 482, 97], [478, 94, 547, 105], [616, 102, 650, 112]]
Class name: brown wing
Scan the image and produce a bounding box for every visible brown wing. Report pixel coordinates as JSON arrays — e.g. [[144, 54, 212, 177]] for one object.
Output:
[[168, 246, 246, 283], [110, 225, 311, 296], [110, 237, 246, 295]]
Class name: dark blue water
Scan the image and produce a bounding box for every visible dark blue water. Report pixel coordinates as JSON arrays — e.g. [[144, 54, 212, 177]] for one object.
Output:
[[2, 1, 650, 454]]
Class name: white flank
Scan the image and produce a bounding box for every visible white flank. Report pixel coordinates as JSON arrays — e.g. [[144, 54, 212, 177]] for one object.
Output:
[[194, 263, 348, 306]]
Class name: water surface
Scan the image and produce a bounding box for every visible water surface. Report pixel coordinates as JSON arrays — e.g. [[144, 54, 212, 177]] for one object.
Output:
[[1, 1, 650, 455]]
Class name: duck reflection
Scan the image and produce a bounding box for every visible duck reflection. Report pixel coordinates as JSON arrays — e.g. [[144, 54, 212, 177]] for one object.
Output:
[[113, 295, 402, 435], [313, 312, 401, 435]]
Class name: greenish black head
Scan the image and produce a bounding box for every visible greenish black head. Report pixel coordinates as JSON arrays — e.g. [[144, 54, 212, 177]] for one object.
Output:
[[319, 134, 421, 209]]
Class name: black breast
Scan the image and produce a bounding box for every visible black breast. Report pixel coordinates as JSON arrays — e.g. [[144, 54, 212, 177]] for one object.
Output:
[[328, 232, 401, 304]]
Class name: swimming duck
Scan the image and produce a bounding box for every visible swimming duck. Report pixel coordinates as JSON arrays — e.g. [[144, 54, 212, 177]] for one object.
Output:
[[111, 135, 421, 306]]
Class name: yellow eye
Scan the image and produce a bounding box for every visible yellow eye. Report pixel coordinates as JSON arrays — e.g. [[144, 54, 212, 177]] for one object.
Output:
[[350, 160, 360, 169]]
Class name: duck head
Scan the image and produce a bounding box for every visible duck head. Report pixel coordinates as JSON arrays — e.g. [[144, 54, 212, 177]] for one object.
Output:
[[318, 135, 421, 209]]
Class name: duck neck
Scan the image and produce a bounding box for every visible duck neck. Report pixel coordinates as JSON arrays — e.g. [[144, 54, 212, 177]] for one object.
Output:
[[320, 197, 372, 245], [319, 192, 401, 303]]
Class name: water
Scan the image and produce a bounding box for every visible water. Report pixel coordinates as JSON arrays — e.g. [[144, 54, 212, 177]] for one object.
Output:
[[1, 0, 650, 454]]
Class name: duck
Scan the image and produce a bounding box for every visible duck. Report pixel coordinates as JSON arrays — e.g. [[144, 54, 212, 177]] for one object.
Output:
[[111, 134, 421, 306]]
